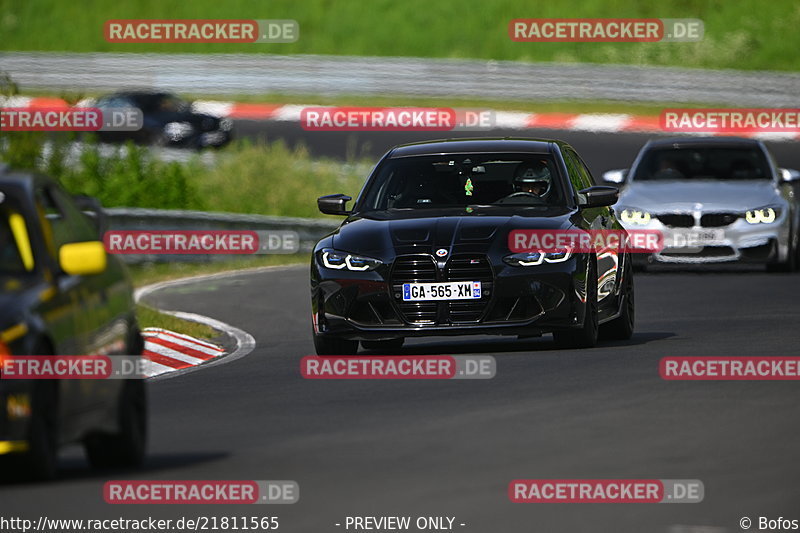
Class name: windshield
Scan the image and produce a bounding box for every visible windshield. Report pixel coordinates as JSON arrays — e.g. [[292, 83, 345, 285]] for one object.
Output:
[[0, 191, 33, 277], [633, 146, 772, 182], [356, 153, 566, 213]]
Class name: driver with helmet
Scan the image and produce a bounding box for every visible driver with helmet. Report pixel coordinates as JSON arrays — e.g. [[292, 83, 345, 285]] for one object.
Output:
[[512, 160, 552, 197]]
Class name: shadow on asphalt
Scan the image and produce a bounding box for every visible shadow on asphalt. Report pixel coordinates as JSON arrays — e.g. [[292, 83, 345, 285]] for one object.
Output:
[[362, 331, 676, 356], [0, 451, 229, 486]]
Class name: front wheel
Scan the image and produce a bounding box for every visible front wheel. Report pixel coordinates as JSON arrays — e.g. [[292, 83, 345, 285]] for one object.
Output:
[[84, 380, 147, 468], [553, 258, 599, 349], [600, 254, 635, 341], [766, 235, 799, 273]]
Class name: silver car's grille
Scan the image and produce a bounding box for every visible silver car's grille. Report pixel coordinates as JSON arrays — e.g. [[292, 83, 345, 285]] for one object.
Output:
[[701, 213, 740, 227], [657, 214, 694, 228]]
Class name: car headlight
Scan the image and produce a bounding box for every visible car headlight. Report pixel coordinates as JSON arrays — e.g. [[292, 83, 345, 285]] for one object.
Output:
[[620, 208, 651, 225], [219, 118, 233, 131], [164, 121, 194, 140], [318, 249, 382, 271], [503, 250, 573, 266], [745, 207, 780, 224]]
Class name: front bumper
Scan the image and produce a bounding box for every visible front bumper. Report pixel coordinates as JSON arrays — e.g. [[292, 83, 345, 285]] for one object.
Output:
[[311, 253, 587, 341], [623, 214, 790, 264]]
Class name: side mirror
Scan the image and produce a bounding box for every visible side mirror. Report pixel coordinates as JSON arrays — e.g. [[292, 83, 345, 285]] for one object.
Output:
[[73, 194, 108, 235], [779, 168, 800, 183], [602, 169, 629, 185], [318, 194, 352, 216], [578, 186, 619, 208], [59, 241, 107, 276]]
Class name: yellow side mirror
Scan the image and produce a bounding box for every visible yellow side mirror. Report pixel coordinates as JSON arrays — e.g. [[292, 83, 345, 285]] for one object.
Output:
[[59, 241, 107, 276]]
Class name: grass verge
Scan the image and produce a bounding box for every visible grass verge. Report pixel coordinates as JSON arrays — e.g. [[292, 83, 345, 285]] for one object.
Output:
[[135, 304, 217, 340], [128, 254, 309, 287], [1, 0, 796, 71]]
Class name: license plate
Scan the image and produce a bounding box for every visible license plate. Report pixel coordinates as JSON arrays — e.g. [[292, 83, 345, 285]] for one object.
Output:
[[667, 229, 725, 247], [402, 281, 481, 301]]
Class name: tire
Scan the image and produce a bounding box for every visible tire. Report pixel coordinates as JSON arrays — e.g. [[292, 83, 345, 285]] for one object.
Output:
[[766, 235, 798, 273], [127, 322, 145, 355], [599, 254, 635, 341], [17, 382, 59, 481], [553, 258, 599, 349], [84, 380, 147, 469], [361, 338, 405, 353], [313, 335, 359, 356]]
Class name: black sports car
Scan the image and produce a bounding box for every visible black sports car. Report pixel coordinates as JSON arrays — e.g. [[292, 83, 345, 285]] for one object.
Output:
[[310, 138, 635, 355], [94, 90, 232, 148]]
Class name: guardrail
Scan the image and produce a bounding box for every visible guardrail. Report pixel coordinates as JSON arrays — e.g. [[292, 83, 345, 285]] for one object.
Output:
[[106, 207, 339, 263], [2, 52, 800, 106]]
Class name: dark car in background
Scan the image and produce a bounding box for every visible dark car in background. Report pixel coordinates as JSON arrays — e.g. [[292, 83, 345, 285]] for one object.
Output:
[[94, 90, 232, 148], [311, 138, 635, 355], [605, 137, 800, 271], [0, 166, 146, 480]]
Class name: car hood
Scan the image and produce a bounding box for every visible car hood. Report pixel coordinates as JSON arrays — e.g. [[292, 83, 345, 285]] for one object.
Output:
[[331, 207, 577, 256], [619, 180, 782, 212]]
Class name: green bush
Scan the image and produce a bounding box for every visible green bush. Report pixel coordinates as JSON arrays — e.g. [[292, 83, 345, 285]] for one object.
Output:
[[0, 132, 369, 217]]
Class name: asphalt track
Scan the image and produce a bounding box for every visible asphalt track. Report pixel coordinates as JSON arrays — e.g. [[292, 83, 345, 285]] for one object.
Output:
[[2, 128, 800, 533]]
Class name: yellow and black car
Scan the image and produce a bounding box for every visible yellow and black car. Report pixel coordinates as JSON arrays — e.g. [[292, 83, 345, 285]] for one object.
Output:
[[0, 166, 146, 480]]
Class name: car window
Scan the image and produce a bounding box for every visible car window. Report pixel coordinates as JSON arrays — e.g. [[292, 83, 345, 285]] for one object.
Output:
[[96, 96, 134, 109], [0, 192, 34, 275], [562, 150, 586, 195], [571, 149, 597, 186], [358, 153, 566, 212], [562, 149, 593, 196], [35, 185, 99, 255], [633, 146, 772, 181]]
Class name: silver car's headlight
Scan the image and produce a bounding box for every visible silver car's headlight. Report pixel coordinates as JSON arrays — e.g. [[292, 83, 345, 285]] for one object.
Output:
[[620, 208, 651, 225], [745, 206, 780, 224], [164, 121, 194, 140], [503, 250, 573, 266], [318, 249, 382, 271]]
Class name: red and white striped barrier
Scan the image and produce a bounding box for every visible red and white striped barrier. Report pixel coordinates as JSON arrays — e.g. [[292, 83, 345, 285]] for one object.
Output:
[[3, 96, 798, 141], [142, 327, 225, 377]]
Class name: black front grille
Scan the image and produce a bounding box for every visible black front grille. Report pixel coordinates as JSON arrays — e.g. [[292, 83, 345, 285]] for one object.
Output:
[[390, 254, 494, 325], [392, 255, 438, 324], [657, 214, 694, 228], [445, 255, 493, 323], [701, 213, 740, 227]]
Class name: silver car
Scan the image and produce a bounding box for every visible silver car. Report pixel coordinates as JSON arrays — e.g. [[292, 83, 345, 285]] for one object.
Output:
[[604, 137, 799, 271]]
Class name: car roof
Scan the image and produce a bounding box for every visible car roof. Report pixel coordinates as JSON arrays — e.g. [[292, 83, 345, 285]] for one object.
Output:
[[645, 136, 762, 149], [388, 137, 562, 158], [0, 169, 56, 194], [100, 90, 176, 101]]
